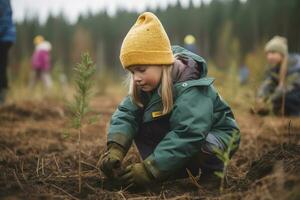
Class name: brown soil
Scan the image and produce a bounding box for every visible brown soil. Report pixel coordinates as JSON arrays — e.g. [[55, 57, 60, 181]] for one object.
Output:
[[0, 95, 300, 200]]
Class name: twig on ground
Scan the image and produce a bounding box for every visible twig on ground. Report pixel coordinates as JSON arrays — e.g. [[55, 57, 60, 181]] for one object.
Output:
[[43, 181, 80, 200], [81, 160, 100, 171], [20, 159, 27, 182], [85, 182, 96, 192], [36, 156, 40, 176], [117, 190, 127, 200], [42, 157, 45, 175], [13, 169, 24, 191], [186, 169, 201, 189], [53, 154, 62, 173]]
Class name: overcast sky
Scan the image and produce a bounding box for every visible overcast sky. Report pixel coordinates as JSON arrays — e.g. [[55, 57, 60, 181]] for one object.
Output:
[[11, 0, 216, 24]]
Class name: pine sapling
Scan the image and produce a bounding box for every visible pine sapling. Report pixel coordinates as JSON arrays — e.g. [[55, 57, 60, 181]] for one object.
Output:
[[213, 131, 239, 193], [69, 53, 96, 193]]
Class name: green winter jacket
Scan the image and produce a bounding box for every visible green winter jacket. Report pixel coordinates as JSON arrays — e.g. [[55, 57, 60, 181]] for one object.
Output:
[[107, 45, 240, 180]]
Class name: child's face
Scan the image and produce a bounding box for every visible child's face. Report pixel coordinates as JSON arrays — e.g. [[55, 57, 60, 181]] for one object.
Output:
[[266, 51, 284, 67], [129, 65, 162, 92]]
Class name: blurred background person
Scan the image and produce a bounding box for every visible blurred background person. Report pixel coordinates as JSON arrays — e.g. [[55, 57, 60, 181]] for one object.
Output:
[[30, 35, 53, 90], [183, 34, 198, 54], [239, 64, 249, 85], [255, 36, 300, 116], [0, 0, 16, 104]]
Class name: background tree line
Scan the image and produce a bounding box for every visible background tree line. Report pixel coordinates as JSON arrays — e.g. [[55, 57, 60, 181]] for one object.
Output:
[[11, 0, 300, 77]]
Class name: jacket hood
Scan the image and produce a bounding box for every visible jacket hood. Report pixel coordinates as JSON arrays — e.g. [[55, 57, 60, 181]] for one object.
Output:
[[172, 55, 200, 83], [171, 45, 207, 78], [36, 41, 52, 51]]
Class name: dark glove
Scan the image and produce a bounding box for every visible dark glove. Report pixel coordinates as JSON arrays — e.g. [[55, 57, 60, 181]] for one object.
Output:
[[119, 162, 155, 188], [100, 142, 126, 178], [251, 98, 270, 115], [271, 85, 286, 101]]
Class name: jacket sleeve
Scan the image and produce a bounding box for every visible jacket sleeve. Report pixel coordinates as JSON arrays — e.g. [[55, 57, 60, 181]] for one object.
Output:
[[107, 95, 143, 151], [144, 87, 213, 179], [257, 75, 277, 101]]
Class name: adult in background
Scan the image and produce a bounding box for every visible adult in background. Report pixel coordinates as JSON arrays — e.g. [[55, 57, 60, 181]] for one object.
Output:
[[0, 0, 16, 104]]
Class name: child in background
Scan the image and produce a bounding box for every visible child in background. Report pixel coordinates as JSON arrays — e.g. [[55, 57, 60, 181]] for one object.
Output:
[[30, 35, 53, 90], [183, 34, 198, 54], [100, 12, 240, 189], [256, 36, 300, 116]]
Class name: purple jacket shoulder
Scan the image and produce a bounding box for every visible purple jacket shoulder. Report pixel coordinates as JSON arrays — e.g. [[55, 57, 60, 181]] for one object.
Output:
[[32, 41, 52, 70]]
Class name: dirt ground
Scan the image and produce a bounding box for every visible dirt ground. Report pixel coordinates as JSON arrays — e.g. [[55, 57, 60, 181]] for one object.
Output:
[[0, 94, 300, 200]]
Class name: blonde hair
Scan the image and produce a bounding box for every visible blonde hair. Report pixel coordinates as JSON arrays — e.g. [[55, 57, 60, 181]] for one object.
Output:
[[278, 55, 288, 88], [128, 65, 174, 115], [278, 55, 288, 116]]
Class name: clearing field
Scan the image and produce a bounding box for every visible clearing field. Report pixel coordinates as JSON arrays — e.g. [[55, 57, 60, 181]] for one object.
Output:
[[0, 93, 300, 200]]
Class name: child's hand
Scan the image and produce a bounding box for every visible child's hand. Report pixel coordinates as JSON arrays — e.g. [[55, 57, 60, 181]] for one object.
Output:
[[119, 162, 155, 188], [251, 98, 270, 115], [271, 85, 286, 101], [100, 143, 126, 178]]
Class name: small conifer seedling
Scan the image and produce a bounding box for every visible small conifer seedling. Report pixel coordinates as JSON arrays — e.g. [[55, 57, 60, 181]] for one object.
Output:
[[213, 131, 239, 193], [69, 53, 96, 193]]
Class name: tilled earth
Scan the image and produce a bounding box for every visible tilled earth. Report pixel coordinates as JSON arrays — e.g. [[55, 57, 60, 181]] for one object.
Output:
[[0, 95, 300, 200]]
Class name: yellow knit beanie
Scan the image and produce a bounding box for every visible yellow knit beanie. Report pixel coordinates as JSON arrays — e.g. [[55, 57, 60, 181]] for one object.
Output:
[[265, 36, 288, 56], [33, 35, 44, 45], [120, 12, 174, 69]]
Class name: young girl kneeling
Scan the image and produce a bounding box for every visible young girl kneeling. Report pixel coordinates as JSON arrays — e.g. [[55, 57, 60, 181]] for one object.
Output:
[[100, 12, 240, 188]]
